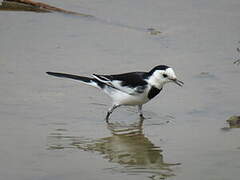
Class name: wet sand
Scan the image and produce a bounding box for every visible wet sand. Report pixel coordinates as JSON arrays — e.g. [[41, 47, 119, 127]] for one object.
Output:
[[0, 0, 240, 180]]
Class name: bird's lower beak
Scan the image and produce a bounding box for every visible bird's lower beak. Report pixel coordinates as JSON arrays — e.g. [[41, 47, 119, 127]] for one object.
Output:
[[172, 79, 184, 87]]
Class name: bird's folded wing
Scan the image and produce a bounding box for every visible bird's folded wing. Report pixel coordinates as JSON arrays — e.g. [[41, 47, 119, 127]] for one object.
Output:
[[92, 74, 147, 95]]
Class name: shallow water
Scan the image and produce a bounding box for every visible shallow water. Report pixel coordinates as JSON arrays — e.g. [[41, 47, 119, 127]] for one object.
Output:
[[0, 0, 240, 180], [47, 120, 180, 179]]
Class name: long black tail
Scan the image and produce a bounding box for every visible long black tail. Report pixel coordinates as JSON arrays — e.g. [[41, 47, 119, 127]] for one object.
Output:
[[46, 72, 92, 82], [46, 72, 103, 89]]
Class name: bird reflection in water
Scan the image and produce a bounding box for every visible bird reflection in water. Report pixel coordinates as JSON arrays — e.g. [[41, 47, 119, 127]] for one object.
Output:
[[47, 119, 180, 179]]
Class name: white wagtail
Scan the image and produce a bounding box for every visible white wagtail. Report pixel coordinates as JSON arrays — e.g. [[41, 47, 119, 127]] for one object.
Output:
[[46, 65, 183, 122]]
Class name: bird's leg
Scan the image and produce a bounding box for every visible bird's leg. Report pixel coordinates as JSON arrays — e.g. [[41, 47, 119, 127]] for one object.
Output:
[[137, 105, 144, 119], [105, 104, 120, 122]]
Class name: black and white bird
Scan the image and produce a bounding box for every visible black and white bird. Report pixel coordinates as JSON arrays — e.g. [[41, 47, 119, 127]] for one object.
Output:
[[46, 65, 183, 122]]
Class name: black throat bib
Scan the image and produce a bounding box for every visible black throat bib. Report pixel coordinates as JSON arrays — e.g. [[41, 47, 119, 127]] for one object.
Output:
[[148, 86, 162, 99]]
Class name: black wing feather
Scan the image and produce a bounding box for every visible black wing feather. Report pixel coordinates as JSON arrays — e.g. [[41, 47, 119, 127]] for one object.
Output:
[[95, 72, 149, 88]]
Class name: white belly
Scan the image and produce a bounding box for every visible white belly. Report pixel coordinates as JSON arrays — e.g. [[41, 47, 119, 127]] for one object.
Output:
[[105, 89, 149, 106]]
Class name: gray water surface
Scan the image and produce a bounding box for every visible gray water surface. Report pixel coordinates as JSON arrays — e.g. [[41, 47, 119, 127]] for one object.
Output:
[[0, 0, 240, 180]]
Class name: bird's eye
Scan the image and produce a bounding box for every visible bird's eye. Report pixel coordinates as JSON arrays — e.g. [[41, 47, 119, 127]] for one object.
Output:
[[163, 74, 168, 78]]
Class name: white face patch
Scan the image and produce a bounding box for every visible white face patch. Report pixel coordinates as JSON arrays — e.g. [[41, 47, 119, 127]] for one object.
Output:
[[147, 67, 178, 88], [165, 68, 177, 79], [153, 70, 164, 78], [147, 70, 165, 88]]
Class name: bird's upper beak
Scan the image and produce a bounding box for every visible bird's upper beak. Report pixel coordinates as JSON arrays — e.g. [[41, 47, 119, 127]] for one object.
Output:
[[171, 78, 184, 87]]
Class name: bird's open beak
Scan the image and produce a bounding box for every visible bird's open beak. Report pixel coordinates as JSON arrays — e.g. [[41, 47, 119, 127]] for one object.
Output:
[[171, 78, 184, 87]]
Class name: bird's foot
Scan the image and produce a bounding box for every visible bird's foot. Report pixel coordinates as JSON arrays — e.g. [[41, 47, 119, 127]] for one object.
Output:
[[105, 112, 110, 123], [139, 114, 152, 120], [139, 114, 146, 120], [105, 118, 109, 123]]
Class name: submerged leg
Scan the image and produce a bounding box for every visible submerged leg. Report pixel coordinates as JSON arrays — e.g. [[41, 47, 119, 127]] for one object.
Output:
[[137, 105, 144, 118], [105, 104, 121, 122]]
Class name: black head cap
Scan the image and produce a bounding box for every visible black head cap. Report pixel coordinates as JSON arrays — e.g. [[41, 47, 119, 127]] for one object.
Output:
[[149, 65, 170, 75]]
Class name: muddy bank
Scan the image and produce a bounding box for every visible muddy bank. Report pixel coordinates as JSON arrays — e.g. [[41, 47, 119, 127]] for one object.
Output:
[[0, 0, 93, 16]]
